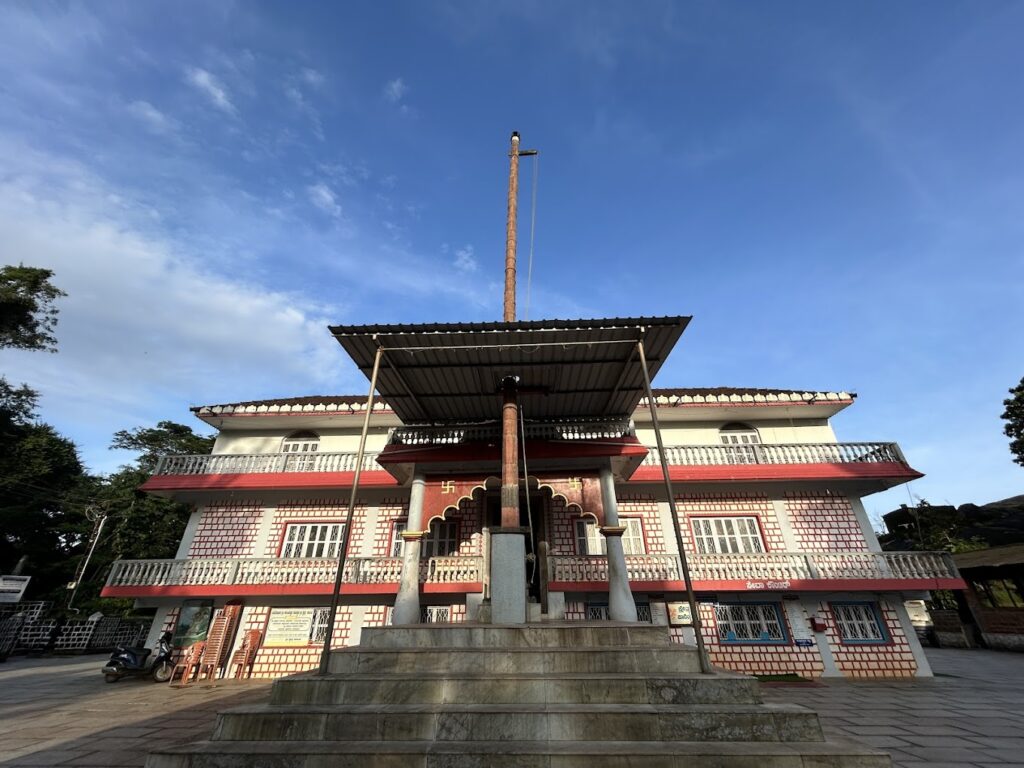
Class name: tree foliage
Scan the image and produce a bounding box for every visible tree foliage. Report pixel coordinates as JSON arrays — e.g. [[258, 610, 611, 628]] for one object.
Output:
[[1002, 376, 1024, 468], [111, 421, 214, 472], [0, 265, 66, 352]]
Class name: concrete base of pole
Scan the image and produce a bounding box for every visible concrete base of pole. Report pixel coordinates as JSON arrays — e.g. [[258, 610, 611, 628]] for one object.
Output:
[[605, 536, 638, 622], [489, 528, 528, 624], [391, 539, 422, 626]]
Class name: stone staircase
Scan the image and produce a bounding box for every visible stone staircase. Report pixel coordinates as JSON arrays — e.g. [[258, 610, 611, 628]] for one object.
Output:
[[146, 623, 890, 767]]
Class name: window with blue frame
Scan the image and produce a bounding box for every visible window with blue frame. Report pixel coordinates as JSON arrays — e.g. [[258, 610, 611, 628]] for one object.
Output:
[[831, 602, 888, 643], [714, 602, 787, 644]]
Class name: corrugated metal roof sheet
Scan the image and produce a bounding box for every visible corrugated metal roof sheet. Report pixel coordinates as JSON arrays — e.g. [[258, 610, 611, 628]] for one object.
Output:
[[329, 316, 689, 423]]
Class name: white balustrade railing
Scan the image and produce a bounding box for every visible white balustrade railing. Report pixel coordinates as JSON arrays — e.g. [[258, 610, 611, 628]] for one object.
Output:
[[106, 556, 483, 589], [548, 551, 958, 584], [153, 451, 381, 476], [151, 441, 908, 477], [642, 442, 907, 467]]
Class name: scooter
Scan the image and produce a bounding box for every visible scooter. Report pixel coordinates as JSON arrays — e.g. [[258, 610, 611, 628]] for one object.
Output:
[[102, 630, 174, 683]]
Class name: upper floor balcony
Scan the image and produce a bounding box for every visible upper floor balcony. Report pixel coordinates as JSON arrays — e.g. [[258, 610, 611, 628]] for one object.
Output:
[[548, 550, 964, 593], [141, 438, 920, 495], [102, 549, 963, 601], [101, 555, 483, 599]]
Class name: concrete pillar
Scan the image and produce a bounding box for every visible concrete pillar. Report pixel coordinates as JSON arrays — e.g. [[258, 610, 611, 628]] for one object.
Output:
[[801, 598, 842, 678], [771, 499, 801, 552], [144, 605, 173, 649], [849, 497, 883, 553], [174, 507, 203, 559], [599, 466, 638, 622], [392, 474, 426, 625], [890, 598, 934, 677]]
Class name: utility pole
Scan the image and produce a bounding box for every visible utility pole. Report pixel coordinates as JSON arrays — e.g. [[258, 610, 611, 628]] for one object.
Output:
[[67, 507, 108, 611]]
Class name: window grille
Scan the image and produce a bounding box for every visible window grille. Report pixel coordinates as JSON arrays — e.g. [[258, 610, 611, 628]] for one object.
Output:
[[281, 523, 345, 558], [390, 521, 407, 557], [715, 603, 786, 643], [422, 521, 458, 558], [574, 518, 645, 555], [585, 603, 653, 623], [420, 606, 451, 623], [309, 608, 331, 645], [691, 516, 764, 554], [832, 603, 887, 643]]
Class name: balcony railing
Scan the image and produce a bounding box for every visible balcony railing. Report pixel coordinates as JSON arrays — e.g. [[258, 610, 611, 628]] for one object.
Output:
[[149, 441, 909, 478], [106, 556, 483, 590], [548, 551, 958, 585], [389, 418, 635, 446], [153, 451, 382, 476], [642, 442, 907, 467]]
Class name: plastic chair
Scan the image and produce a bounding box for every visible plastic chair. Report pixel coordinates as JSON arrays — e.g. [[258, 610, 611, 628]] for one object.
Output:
[[169, 641, 206, 684]]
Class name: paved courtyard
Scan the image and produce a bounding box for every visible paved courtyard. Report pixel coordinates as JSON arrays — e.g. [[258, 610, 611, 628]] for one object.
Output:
[[0, 647, 1021, 767]]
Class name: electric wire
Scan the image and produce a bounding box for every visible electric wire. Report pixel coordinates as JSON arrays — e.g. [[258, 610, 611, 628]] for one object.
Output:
[[519, 405, 537, 588], [524, 152, 539, 321]]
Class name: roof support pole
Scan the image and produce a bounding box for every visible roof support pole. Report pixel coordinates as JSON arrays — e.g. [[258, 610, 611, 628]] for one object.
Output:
[[318, 341, 383, 676], [636, 337, 713, 674]]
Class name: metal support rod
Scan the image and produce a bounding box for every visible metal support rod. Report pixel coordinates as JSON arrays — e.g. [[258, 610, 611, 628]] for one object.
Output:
[[318, 341, 384, 675], [636, 337, 713, 674], [67, 512, 107, 611]]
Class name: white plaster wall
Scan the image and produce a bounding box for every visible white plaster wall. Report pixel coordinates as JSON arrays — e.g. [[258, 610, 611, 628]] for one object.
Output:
[[634, 418, 837, 446], [212, 426, 392, 455]]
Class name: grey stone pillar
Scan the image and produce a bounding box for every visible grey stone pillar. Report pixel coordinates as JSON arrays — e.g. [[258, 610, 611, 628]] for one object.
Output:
[[490, 529, 528, 623], [599, 466, 638, 622], [392, 473, 426, 625]]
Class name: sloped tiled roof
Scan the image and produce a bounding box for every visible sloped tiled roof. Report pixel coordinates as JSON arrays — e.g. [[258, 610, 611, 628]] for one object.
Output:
[[191, 388, 855, 417]]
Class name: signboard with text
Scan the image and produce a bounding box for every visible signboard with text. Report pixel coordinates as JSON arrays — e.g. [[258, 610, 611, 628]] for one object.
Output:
[[0, 576, 30, 604], [666, 602, 693, 626], [264, 608, 315, 647]]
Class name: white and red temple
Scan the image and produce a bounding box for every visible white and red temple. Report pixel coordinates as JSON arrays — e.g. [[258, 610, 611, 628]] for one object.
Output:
[[103, 315, 964, 680]]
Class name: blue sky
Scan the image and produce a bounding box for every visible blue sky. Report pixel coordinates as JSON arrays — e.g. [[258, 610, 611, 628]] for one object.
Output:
[[1, 1, 1021, 524]]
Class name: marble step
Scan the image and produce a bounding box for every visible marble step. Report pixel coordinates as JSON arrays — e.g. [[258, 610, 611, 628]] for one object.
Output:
[[214, 702, 823, 743], [146, 738, 891, 768], [359, 623, 676, 650], [328, 645, 704, 675], [272, 671, 761, 706]]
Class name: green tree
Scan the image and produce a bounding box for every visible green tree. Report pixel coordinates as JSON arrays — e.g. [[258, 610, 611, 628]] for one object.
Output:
[[111, 420, 215, 472], [67, 422, 215, 611], [0, 265, 66, 351], [1002, 376, 1024, 468]]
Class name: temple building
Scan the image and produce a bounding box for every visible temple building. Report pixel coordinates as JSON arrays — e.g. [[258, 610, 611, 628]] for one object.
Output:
[[103, 316, 964, 680]]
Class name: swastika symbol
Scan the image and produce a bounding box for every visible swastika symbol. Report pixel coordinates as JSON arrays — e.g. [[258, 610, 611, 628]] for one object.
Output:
[[568, 477, 582, 490], [441, 480, 456, 494]]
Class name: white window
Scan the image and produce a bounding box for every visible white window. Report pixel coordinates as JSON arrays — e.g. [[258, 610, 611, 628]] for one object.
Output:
[[422, 521, 458, 558], [309, 608, 331, 644], [691, 516, 764, 554], [281, 431, 320, 471], [575, 518, 646, 555], [420, 605, 450, 623], [390, 521, 407, 557], [719, 424, 760, 464], [715, 603, 786, 643], [832, 603, 887, 643], [281, 523, 345, 559]]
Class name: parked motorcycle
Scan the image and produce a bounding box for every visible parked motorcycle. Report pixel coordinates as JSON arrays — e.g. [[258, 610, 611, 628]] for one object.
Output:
[[102, 630, 174, 683]]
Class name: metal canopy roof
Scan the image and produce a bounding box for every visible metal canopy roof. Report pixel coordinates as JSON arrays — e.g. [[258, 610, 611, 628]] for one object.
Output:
[[329, 316, 690, 423]]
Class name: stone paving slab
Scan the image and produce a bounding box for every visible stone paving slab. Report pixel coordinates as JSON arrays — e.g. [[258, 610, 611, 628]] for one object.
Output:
[[763, 647, 1024, 768], [1, 647, 1023, 767]]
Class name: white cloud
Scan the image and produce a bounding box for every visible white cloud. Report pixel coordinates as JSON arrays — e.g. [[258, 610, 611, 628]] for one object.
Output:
[[383, 77, 408, 104], [453, 244, 478, 272], [0, 140, 345, 473], [301, 68, 324, 87], [306, 182, 341, 217], [185, 67, 236, 114], [126, 100, 175, 134]]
